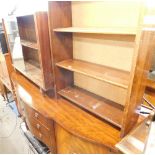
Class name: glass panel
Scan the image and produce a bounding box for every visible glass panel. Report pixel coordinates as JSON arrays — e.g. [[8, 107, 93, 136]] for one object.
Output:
[[4, 16, 19, 55], [4, 15, 41, 87]]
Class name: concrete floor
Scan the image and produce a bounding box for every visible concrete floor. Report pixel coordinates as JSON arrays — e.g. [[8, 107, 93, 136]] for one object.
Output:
[[0, 95, 31, 154]]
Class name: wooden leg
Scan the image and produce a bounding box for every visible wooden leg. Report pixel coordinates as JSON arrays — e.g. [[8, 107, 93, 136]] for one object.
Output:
[[4, 85, 9, 103], [2, 94, 5, 100]]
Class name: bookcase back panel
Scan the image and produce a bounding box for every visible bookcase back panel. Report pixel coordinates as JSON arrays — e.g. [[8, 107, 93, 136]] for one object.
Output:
[[73, 33, 135, 71], [74, 73, 127, 106], [72, 31, 134, 106], [17, 15, 37, 42], [71, 1, 141, 105], [72, 1, 141, 28], [22, 46, 40, 68]]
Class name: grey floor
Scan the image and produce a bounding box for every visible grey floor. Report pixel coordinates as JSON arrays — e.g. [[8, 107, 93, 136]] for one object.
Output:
[[0, 95, 31, 154]]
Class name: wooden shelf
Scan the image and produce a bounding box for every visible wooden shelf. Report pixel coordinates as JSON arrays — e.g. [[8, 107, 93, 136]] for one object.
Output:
[[56, 59, 129, 89], [53, 27, 137, 35], [20, 39, 38, 50], [13, 59, 43, 87], [58, 86, 124, 128]]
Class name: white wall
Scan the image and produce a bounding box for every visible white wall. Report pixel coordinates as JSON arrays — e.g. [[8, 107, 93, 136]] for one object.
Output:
[[0, 0, 48, 20]]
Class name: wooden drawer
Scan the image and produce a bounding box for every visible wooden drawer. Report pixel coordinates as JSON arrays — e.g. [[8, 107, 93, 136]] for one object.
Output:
[[23, 103, 51, 129], [27, 116, 50, 134], [26, 118, 52, 148]]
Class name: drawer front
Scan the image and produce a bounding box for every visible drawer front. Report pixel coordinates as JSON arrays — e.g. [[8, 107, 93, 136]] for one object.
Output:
[[27, 116, 51, 135], [26, 118, 52, 148], [24, 103, 50, 129], [23, 103, 57, 153]]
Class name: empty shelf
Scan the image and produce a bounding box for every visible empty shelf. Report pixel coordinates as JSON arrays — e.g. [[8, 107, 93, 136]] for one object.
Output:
[[53, 27, 137, 35], [20, 39, 38, 50], [13, 59, 43, 87], [58, 86, 124, 128], [56, 59, 129, 89]]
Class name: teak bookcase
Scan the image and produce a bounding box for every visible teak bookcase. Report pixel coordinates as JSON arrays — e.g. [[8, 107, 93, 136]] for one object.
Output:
[[48, 1, 154, 137], [14, 12, 53, 91]]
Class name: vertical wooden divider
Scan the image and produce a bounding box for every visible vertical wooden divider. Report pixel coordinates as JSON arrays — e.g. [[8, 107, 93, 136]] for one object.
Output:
[[121, 1, 149, 136], [34, 12, 53, 91], [121, 29, 155, 137], [48, 1, 73, 95]]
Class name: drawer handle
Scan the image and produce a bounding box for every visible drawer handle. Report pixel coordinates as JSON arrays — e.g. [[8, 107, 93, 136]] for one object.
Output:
[[39, 133, 42, 138], [34, 112, 39, 118], [36, 124, 40, 129]]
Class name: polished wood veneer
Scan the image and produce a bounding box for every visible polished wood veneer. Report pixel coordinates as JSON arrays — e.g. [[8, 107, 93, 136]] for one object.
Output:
[[23, 102, 56, 152], [12, 71, 120, 150], [55, 124, 118, 154]]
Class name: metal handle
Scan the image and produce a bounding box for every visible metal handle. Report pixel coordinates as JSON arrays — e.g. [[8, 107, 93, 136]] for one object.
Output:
[[39, 133, 42, 138], [34, 112, 39, 118], [36, 123, 40, 129]]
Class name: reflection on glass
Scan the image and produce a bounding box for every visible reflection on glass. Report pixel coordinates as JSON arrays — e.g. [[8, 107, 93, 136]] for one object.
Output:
[[4, 16, 19, 54], [4, 16, 26, 71], [4, 15, 42, 86]]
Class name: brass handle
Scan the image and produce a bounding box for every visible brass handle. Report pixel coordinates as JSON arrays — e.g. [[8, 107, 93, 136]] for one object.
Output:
[[34, 112, 39, 118], [39, 133, 42, 138], [36, 124, 40, 129]]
